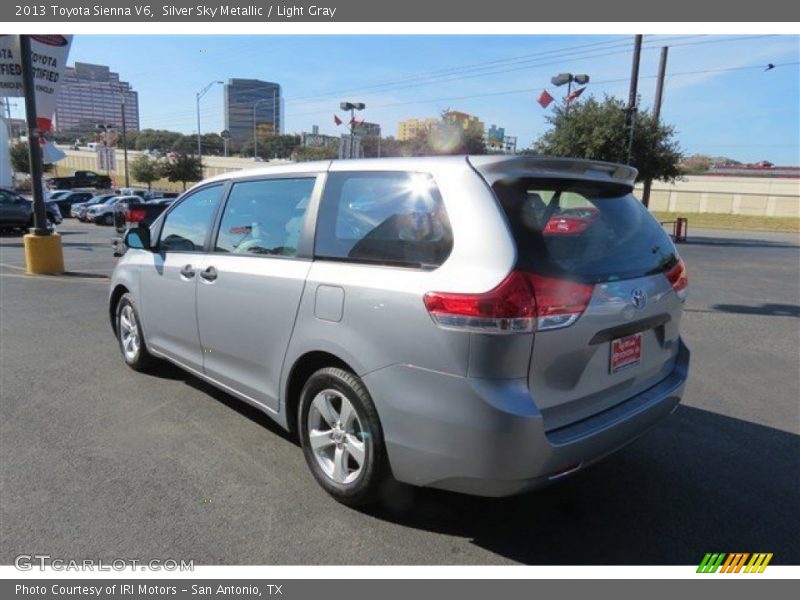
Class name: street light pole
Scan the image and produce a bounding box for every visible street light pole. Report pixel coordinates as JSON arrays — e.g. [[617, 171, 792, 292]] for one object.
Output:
[[339, 101, 365, 159], [120, 94, 129, 188], [196, 80, 223, 158], [551, 72, 590, 115]]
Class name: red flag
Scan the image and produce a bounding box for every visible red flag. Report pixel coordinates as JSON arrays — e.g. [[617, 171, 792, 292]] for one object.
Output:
[[334, 114, 342, 126], [537, 89, 554, 108], [349, 116, 358, 126], [566, 86, 586, 106]]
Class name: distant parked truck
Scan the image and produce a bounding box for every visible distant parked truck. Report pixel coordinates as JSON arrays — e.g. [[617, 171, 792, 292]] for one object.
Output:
[[47, 170, 112, 191]]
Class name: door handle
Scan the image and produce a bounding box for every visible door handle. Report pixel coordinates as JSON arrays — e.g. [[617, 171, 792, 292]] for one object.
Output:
[[180, 264, 195, 279], [200, 266, 218, 282]]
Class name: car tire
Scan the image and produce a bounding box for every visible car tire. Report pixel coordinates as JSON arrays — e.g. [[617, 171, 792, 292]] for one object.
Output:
[[103, 213, 114, 226], [115, 293, 155, 372], [298, 367, 390, 507]]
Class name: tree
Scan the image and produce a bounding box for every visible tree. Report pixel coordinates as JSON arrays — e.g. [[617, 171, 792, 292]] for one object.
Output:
[[294, 145, 339, 162], [160, 154, 203, 191], [534, 95, 683, 183], [10, 142, 52, 174], [130, 154, 161, 191], [239, 134, 301, 159]]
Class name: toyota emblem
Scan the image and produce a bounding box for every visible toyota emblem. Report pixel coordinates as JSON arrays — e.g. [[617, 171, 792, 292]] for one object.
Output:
[[631, 288, 647, 310]]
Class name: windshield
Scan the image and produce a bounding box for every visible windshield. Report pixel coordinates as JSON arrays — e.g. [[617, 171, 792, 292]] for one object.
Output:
[[492, 178, 678, 283]]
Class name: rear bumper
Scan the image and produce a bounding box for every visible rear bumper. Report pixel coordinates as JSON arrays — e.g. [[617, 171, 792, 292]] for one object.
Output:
[[364, 339, 689, 497]]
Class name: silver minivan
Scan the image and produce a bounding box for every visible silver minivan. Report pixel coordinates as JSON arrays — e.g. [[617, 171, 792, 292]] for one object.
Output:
[[109, 156, 689, 505]]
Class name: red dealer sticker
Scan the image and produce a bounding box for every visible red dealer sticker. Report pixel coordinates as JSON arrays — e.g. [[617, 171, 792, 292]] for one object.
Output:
[[610, 333, 643, 373]]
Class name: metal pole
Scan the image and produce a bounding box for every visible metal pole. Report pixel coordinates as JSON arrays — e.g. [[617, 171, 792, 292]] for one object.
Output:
[[121, 95, 129, 188], [565, 77, 572, 114], [20, 35, 49, 236], [253, 103, 258, 159], [625, 34, 643, 165], [641, 46, 669, 208], [349, 108, 355, 159], [196, 92, 202, 157], [653, 46, 669, 120]]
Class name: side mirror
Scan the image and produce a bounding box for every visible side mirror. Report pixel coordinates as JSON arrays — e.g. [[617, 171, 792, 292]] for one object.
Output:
[[124, 227, 152, 251]]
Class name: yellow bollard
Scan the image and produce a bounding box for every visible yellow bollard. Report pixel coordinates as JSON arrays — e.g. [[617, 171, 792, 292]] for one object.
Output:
[[23, 232, 65, 274]]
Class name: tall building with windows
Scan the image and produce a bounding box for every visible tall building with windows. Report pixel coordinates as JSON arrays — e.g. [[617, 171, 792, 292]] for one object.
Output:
[[53, 62, 139, 134], [397, 117, 439, 141], [442, 110, 484, 134], [224, 79, 283, 148], [353, 121, 381, 137]]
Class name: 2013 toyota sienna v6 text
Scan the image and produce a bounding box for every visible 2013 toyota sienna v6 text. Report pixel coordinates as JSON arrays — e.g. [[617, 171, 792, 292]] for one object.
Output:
[[109, 155, 690, 506]]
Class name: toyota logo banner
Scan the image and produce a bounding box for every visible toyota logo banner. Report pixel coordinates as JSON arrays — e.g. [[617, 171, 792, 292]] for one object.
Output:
[[0, 34, 73, 132]]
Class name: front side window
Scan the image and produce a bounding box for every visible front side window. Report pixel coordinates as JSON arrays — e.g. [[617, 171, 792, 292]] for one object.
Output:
[[159, 185, 223, 253], [214, 178, 315, 257], [315, 172, 453, 268]]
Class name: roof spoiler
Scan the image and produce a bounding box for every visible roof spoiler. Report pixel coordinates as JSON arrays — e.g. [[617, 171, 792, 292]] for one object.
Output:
[[467, 155, 638, 189]]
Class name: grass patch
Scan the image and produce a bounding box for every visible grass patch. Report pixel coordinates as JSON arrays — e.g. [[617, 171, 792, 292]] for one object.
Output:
[[651, 212, 800, 233]]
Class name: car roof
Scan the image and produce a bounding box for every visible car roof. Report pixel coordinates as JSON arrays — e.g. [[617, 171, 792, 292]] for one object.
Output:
[[192, 155, 637, 191]]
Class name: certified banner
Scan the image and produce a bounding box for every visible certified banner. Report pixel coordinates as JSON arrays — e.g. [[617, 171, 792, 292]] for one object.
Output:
[[0, 34, 73, 132]]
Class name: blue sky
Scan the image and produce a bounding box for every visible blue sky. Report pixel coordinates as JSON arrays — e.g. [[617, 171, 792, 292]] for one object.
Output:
[[17, 34, 800, 164]]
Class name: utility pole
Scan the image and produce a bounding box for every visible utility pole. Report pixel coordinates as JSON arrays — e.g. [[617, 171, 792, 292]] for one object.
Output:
[[20, 36, 49, 237], [120, 94, 130, 188], [625, 34, 643, 165], [641, 46, 669, 208]]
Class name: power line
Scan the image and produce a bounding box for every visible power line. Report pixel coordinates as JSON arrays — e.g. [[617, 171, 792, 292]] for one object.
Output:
[[141, 34, 777, 127]]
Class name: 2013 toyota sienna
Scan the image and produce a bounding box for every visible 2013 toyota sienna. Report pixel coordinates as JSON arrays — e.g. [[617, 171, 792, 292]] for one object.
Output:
[[109, 155, 690, 506]]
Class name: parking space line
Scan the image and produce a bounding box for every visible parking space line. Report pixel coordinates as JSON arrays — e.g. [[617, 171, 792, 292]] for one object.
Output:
[[0, 262, 27, 272], [0, 272, 109, 284]]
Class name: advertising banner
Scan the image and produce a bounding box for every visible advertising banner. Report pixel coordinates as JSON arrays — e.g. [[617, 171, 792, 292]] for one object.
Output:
[[0, 34, 72, 132]]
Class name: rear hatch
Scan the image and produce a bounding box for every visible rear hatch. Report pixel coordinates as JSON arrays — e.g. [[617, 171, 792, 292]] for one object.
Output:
[[470, 156, 686, 432]]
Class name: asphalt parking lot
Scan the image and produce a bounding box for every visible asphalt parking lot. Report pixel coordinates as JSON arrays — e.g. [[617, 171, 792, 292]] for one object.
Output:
[[1, 219, 798, 565]]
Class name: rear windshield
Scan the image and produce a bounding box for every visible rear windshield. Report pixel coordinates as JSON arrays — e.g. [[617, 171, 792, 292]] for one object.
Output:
[[492, 178, 678, 283]]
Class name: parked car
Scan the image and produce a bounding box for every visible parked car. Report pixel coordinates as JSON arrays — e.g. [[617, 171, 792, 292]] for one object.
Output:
[[86, 195, 138, 225], [114, 196, 177, 234], [72, 194, 115, 220], [109, 156, 690, 506], [49, 190, 95, 218], [46, 190, 72, 202], [47, 170, 112, 191], [0, 188, 62, 232]]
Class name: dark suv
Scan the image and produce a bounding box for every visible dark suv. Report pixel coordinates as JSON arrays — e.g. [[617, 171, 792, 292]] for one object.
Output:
[[0, 189, 62, 233]]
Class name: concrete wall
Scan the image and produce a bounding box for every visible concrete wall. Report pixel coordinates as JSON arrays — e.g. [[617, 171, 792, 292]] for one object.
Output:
[[636, 175, 800, 218], [50, 148, 291, 192], [50, 149, 800, 216]]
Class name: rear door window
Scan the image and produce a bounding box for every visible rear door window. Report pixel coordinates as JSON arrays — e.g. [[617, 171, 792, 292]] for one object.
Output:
[[492, 178, 678, 282], [315, 171, 453, 268], [214, 177, 315, 257]]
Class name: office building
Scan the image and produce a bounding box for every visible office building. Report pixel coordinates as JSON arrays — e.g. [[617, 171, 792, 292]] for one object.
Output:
[[353, 121, 381, 137], [485, 124, 516, 153], [224, 79, 283, 147], [397, 117, 439, 141], [53, 62, 139, 133], [442, 110, 484, 134]]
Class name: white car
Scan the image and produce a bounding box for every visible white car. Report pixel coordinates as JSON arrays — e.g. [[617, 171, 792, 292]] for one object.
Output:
[[86, 196, 139, 226]]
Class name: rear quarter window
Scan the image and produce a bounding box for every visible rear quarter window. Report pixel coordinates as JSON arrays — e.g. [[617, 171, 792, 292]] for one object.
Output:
[[492, 178, 678, 282], [315, 171, 453, 269]]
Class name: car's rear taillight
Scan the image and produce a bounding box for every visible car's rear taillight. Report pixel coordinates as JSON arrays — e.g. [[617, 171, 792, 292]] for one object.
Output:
[[528, 273, 594, 330], [666, 259, 688, 301], [423, 271, 593, 334], [126, 208, 147, 223]]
